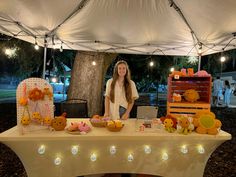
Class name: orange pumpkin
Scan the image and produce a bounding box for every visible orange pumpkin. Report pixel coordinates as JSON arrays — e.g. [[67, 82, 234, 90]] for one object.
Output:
[[51, 113, 67, 131]]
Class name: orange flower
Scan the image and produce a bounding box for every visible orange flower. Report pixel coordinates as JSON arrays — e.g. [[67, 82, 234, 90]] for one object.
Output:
[[28, 88, 44, 101]]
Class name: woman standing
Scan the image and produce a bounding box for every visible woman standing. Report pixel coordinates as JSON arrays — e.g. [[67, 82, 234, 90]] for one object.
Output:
[[224, 80, 232, 107], [104, 60, 139, 120]]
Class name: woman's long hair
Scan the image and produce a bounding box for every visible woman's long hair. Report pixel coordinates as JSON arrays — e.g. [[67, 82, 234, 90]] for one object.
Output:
[[225, 80, 230, 89], [110, 60, 132, 103]]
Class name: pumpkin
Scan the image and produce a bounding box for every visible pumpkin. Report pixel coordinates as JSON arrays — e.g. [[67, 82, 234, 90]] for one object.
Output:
[[51, 113, 67, 131]]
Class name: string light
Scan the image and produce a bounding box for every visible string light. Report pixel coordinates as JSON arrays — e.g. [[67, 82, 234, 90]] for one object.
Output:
[[197, 145, 205, 154], [90, 153, 97, 162], [149, 61, 154, 67], [92, 61, 96, 66], [180, 145, 188, 154], [109, 146, 117, 155], [71, 145, 79, 155], [162, 152, 168, 160], [51, 77, 57, 83], [127, 154, 134, 162], [54, 157, 62, 165], [38, 145, 46, 155], [220, 56, 226, 62], [34, 37, 39, 50], [198, 43, 202, 55], [170, 67, 175, 72], [60, 42, 63, 52], [5, 48, 11, 55], [144, 145, 151, 154]]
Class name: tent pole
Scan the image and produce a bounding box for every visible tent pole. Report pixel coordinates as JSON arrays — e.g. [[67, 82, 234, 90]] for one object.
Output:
[[42, 37, 47, 79], [198, 55, 201, 71]]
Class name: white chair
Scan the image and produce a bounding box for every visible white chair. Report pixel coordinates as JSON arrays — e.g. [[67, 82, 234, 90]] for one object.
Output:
[[137, 106, 158, 118]]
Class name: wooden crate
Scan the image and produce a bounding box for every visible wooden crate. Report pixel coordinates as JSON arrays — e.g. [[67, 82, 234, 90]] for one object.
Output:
[[167, 76, 211, 116], [167, 102, 210, 117]]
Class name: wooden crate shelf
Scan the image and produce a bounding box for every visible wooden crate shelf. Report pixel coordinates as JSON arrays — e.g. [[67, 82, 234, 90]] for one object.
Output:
[[167, 102, 210, 117], [167, 76, 212, 116]]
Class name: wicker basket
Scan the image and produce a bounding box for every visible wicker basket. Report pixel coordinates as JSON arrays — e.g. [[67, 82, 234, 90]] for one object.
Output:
[[107, 124, 124, 132], [89, 119, 107, 127]]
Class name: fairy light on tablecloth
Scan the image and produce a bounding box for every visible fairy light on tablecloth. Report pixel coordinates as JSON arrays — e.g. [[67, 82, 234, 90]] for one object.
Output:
[[71, 145, 79, 155], [180, 145, 188, 154], [197, 145, 205, 154], [90, 153, 97, 162], [127, 153, 134, 162], [38, 145, 46, 155], [162, 152, 168, 161], [54, 157, 62, 165], [109, 145, 117, 155], [144, 145, 151, 154]]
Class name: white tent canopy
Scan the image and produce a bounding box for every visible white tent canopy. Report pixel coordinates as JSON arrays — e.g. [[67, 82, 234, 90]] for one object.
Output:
[[1, 0, 236, 56]]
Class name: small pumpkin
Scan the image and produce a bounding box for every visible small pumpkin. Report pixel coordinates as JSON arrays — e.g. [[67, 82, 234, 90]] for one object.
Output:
[[51, 113, 67, 131]]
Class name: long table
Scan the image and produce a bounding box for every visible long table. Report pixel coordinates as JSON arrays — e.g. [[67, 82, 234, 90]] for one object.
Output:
[[0, 119, 232, 177]]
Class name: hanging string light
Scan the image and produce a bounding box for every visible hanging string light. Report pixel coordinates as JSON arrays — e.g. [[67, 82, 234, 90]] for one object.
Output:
[[34, 37, 39, 50], [220, 49, 226, 62], [198, 43, 202, 55], [60, 41, 63, 52], [170, 67, 175, 72]]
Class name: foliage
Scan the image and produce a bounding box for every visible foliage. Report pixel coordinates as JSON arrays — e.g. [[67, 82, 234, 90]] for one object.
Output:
[[0, 35, 43, 78], [0, 34, 76, 79], [108, 54, 198, 92]]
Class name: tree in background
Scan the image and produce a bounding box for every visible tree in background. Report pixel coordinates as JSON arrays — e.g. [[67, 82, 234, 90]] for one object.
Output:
[[0, 35, 43, 79]]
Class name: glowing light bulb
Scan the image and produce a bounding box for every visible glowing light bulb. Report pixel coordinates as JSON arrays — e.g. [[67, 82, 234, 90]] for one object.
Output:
[[71, 145, 79, 155], [38, 145, 45, 155], [220, 56, 226, 62], [198, 145, 205, 154], [54, 157, 61, 165], [92, 61, 96, 66], [90, 153, 97, 162], [34, 43, 39, 50], [5, 49, 11, 55], [162, 152, 168, 160], [149, 61, 154, 67], [144, 145, 151, 154], [181, 145, 188, 154], [110, 146, 116, 155], [51, 77, 57, 83], [127, 154, 134, 162]]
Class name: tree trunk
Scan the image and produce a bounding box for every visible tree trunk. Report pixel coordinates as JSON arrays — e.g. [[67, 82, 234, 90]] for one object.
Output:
[[67, 51, 117, 117]]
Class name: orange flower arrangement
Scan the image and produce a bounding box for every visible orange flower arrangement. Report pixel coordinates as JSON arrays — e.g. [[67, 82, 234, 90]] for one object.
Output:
[[28, 88, 44, 101]]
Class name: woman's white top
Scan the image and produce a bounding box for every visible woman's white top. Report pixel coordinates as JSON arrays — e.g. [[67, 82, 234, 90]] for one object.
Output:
[[105, 78, 139, 119]]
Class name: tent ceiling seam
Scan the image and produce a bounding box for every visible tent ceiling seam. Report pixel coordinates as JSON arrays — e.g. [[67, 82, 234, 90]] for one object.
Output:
[[46, 0, 90, 37], [0, 25, 16, 36], [168, 0, 201, 46]]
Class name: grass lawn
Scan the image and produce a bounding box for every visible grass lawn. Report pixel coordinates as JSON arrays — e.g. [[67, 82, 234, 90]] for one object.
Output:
[[0, 89, 16, 99]]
